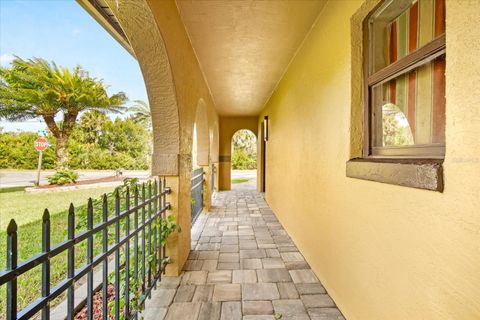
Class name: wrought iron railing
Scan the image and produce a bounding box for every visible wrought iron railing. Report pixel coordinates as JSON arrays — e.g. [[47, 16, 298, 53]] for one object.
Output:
[[0, 178, 172, 320], [211, 164, 216, 193], [191, 168, 205, 224]]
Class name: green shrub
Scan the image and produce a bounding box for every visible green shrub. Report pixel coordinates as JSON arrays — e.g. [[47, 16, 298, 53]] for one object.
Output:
[[0, 114, 152, 170], [232, 148, 257, 170], [231, 129, 257, 170], [47, 170, 79, 185], [0, 131, 56, 169]]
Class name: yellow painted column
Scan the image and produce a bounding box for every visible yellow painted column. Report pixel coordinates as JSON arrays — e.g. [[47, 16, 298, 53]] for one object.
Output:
[[219, 158, 231, 190], [201, 164, 211, 211], [164, 155, 192, 276], [212, 162, 220, 193]]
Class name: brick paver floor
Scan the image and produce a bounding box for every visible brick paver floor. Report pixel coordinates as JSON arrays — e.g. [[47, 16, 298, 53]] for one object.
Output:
[[143, 186, 345, 320]]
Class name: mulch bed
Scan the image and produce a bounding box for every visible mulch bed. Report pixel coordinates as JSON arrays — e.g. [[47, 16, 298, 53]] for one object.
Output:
[[36, 176, 123, 189], [74, 284, 116, 320]]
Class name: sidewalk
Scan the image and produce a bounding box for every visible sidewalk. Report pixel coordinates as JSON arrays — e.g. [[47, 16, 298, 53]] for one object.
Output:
[[143, 185, 345, 320]]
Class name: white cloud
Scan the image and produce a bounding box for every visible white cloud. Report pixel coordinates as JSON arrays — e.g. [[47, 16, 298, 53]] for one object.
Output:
[[0, 53, 14, 67]]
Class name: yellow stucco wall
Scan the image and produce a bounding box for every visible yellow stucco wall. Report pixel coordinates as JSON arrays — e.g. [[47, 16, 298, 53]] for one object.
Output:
[[218, 116, 258, 190], [146, 0, 220, 275], [259, 0, 480, 319]]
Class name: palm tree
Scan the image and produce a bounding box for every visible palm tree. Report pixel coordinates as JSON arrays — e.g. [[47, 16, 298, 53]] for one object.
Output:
[[0, 57, 127, 169], [129, 100, 151, 128], [79, 110, 108, 144]]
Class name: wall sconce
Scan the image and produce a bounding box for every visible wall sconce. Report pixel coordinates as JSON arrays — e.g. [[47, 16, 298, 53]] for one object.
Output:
[[263, 116, 269, 142]]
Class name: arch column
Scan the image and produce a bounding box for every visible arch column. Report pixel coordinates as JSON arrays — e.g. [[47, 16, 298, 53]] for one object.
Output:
[[105, 0, 184, 275], [201, 164, 212, 211], [210, 122, 220, 195], [194, 99, 212, 211], [104, 0, 222, 276]]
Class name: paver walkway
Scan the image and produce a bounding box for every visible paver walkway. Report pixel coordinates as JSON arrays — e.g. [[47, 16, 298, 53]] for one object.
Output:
[[143, 186, 345, 320]]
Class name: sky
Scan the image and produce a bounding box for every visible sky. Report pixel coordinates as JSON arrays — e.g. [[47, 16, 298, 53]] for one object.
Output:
[[0, 0, 148, 132]]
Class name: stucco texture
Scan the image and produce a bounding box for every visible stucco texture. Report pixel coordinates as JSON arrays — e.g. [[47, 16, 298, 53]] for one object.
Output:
[[146, 0, 221, 275], [104, 0, 220, 275], [176, 0, 327, 116], [258, 0, 480, 319]]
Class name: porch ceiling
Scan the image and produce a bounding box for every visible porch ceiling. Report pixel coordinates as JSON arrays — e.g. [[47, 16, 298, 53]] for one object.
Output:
[[176, 0, 326, 116]]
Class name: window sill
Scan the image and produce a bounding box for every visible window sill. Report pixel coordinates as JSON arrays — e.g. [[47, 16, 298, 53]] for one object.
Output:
[[346, 158, 444, 192]]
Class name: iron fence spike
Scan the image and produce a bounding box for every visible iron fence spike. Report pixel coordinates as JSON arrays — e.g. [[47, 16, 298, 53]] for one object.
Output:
[[7, 219, 17, 233], [42, 209, 50, 222]]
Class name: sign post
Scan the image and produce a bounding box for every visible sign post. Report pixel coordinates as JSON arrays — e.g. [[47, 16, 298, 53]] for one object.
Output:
[[34, 137, 49, 186]]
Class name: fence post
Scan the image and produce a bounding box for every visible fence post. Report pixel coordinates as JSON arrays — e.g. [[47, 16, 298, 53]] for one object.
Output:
[[141, 183, 146, 294], [114, 190, 120, 320], [6, 219, 18, 320], [125, 187, 130, 317], [86, 199, 94, 320], [102, 194, 108, 320], [162, 178, 167, 263], [133, 186, 139, 320], [153, 180, 158, 288], [67, 204, 75, 320], [147, 181, 152, 292], [42, 209, 51, 320]]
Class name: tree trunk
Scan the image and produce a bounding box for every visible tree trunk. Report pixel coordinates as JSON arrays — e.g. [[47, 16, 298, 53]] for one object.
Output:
[[43, 113, 77, 171], [56, 135, 69, 170]]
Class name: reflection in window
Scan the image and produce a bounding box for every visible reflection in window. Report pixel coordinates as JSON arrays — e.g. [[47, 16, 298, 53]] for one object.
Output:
[[371, 54, 445, 148], [381, 103, 414, 146], [367, 0, 446, 156]]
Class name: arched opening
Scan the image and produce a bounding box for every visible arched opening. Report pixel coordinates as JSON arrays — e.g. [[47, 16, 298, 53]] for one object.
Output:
[[209, 122, 219, 192], [191, 99, 209, 223], [193, 99, 209, 167], [104, 0, 180, 175], [231, 129, 257, 190], [192, 124, 199, 168]]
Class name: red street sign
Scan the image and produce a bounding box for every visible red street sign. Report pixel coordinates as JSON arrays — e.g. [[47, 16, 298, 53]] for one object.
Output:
[[34, 137, 49, 152]]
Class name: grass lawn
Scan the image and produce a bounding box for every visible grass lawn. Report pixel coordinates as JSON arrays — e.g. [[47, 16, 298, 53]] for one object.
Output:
[[0, 185, 123, 315], [231, 178, 250, 184], [0, 186, 116, 230]]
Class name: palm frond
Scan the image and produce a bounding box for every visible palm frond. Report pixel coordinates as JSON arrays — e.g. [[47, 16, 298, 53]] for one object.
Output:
[[0, 56, 128, 123]]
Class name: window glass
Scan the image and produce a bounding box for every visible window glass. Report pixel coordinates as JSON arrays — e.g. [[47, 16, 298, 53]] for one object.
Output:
[[371, 54, 445, 148], [369, 0, 445, 74]]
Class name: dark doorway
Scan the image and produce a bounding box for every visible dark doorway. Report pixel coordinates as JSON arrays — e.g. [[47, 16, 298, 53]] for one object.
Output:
[[261, 121, 267, 192]]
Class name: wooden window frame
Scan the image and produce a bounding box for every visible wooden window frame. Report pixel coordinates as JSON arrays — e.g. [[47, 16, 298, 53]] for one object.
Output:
[[362, 2, 446, 159], [346, 0, 446, 192]]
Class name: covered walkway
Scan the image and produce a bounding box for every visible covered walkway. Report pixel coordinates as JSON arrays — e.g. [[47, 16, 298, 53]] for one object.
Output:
[[144, 184, 344, 320]]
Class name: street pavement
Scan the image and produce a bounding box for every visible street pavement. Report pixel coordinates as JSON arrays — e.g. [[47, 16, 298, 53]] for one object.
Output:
[[0, 170, 150, 187], [0, 169, 257, 188]]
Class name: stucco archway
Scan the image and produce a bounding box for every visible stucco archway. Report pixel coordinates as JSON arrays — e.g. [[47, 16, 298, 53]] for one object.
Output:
[[218, 117, 258, 190], [104, 0, 180, 175], [102, 0, 186, 276], [210, 122, 219, 163], [230, 129, 257, 189], [193, 99, 209, 166], [206, 121, 220, 193]]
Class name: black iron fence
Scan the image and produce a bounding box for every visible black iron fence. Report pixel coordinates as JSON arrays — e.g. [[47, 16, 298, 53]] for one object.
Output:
[[211, 164, 215, 193], [191, 168, 204, 224], [0, 178, 172, 320]]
